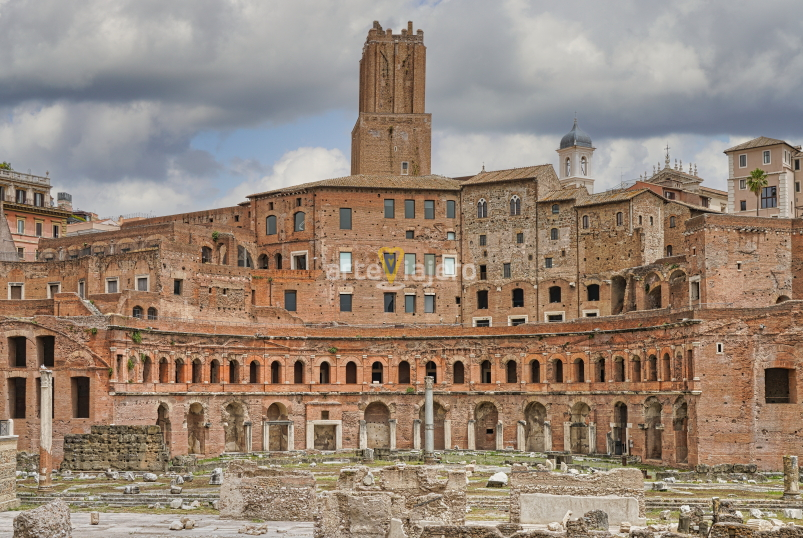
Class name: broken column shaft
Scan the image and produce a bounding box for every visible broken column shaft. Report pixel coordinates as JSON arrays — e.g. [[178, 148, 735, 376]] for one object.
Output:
[[783, 455, 800, 499]]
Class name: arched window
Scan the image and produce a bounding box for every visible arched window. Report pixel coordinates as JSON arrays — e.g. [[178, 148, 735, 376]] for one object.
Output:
[[319, 361, 330, 384], [550, 228, 558, 240], [481, 360, 492, 383], [266, 215, 277, 235], [294, 211, 305, 232], [596, 358, 605, 382], [638, 215, 642, 226], [274, 253, 283, 270], [587, 284, 600, 301], [229, 360, 239, 384], [565, 157, 571, 176], [237, 246, 253, 268], [132, 305, 143, 318], [549, 286, 561, 303], [506, 360, 517, 383], [632, 356, 642, 382], [512, 288, 524, 308], [510, 195, 521, 216], [666, 245, 673, 257], [582, 215, 589, 229], [174, 359, 184, 383], [346, 361, 358, 384], [293, 361, 304, 383], [397, 361, 410, 384], [453, 361, 465, 384], [477, 199, 487, 219], [257, 254, 268, 269], [530, 360, 540, 383], [580, 156, 587, 176], [614, 357, 625, 382], [271, 361, 281, 383], [425, 361, 437, 383], [249, 360, 259, 383], [574, 358, 585, 382], [191, 359, 202, 383], [554, 360, 563, 383], [371, 361, 383, 383], [669, 216, 676, 228], [142, 356, 152, 383], [210, 359, 220, 383], [201, 246, 212, 264], [552, 204, 560, 215], [616, 212, 623, 226], [147, 307, 157, 320]]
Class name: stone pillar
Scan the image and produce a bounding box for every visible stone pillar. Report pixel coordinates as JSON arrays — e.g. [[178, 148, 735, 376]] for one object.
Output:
[[38, 369, 53, 491], [359, 420, 367, 450], [543, 421, 552, 452], [389, 419, 397, 451], [413, 419, 421, 450], [517, 420, 526, 451], [467, 420, 476, 450], [424, 376, 435, 463], [262, 422, 269, 452], [563, 422, 571, 452], [589, 422, 597, 454], [495, 421, 504, 451], [443, 419, 452, 450], [783, 455, 800, 499], [287, 422, 295, 451], [244, 422, 252, 453], [306, 421, 314, 450]]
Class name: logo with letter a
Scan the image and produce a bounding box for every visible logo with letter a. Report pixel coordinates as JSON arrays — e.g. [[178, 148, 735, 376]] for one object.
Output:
[[378, 247, 404, 284]]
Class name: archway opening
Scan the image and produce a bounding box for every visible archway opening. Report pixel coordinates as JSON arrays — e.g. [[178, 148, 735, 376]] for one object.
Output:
[[223, 402, 246, 452], [480, 360, 492, 383], [156, 403, 171, 454], [645, 399, 663, 460], [569, 402, 591, 454], [612, 402, 628, 455], [506, 361, 517, 383], [475, 402, 498, 450], [346, 361, 358, 384], [524, 401, 547, 452], [453, 361, 465, 384], [371, 361, 383, 384], [187, 403, 205, 455], [365, 402, 390, 449], [319, 361, 330, 384], [425, 361, 437, 383], [249, 361, 259, 383]]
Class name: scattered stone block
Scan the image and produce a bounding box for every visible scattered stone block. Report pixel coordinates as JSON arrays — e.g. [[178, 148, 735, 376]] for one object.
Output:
[[487, 472, 508, 487], [90, 512, 99, 525], [143, 473, 158, 482], [123, 472, 135, 481], [12, 499, 72, 538], [124, 485, 140, 494], [584, 509, 609, 530], [170, 499, 183, 509], [183, 474, 193, 482], [173, 475, 184, 485], [652, 481, 667, 491], [746, 519, 773, 531], [620, 521, 631, 533], [749, 509, 763, 518], [547, 522, 563, 531], [171, 486, 182, 494], [784, 509, 803, 519], [169, 520, 183, 530], [209, 468, 223, 485], [660, 510, 671, 521]]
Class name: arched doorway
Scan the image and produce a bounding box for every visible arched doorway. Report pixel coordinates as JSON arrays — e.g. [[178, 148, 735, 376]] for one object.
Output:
[[192, 359, 203, 383], [229, 360, 240, 383], [210, 360, 220, 383], [142, 356, 152, 383], [475, 402, 498, 450], [186, 403, 205, 455], [159, 358, 169, 383], [271, 361, 281, 383], [365, 402, 390, 449], [453, 361, 465, 384], [612, 402, 628, 455], [223, 401, 246, 452], [294, 361, 304, 384], [645, 398, 663, 460], [371, 362, 383, 384], [156, 403, 171, 453], [266, 402, 289, 451], [569, 402, 591, 454], [506, 361, 517, 383], [425, 361, 437, 383], [319, 362, 330, 384], [673, 398, 688, 463], [346, 361, 358, 384], [249, 361, 259, 383], [524, 401, 547, 452], [419, 401, 447, 450]]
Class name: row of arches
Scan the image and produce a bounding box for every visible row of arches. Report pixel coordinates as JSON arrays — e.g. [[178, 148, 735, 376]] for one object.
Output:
[[476, 195, 522, 219]]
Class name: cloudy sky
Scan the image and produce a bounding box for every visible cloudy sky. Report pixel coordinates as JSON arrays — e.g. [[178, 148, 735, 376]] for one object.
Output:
[[2, 0, 802, 217]]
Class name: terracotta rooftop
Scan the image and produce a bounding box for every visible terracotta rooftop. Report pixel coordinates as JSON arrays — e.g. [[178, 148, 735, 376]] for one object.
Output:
[[461, 165, 553, 185], [724, 137, 789, 153], [248, 174, 461, 198], [576, 188, 649, 207], [539, 187, 589, 202]]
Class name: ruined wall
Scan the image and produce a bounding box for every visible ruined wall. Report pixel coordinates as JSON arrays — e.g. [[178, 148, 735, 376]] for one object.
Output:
[[219, 460, 316, 521], [61, 425, 168, 471], [0, 434, 18, 510]]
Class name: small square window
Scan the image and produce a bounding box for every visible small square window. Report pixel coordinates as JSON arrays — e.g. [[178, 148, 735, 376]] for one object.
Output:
[[340, 293, 352, 312], [106, 279, 118, 294], [545, 257, 553, 268], [173, 279, 183, 295], [269, 202, 274, 210], [716, 343, 724, 354], [296, 197, 302, 207], [547, 314, 563, 322], [406, 230, 414, 239], [137, 277, 148, 292], [447, 231, 456, 240]]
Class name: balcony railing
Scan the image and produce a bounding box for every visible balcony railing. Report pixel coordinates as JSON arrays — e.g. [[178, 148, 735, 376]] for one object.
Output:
[[0, 169, 51, 186]]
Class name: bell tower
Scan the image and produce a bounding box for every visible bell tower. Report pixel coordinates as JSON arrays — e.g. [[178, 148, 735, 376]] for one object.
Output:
[[351, 21, 431, 176], [556, 119, 595, 193]]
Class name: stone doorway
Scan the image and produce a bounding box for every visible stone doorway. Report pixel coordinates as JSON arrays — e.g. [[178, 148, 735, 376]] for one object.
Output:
[[266, 403, 288, 451], [186, 403, 205, 455], [612, 402, 628, 455], [475, 402, 498, 450], [223, 401, 247, 452], [156, 403, 171, 454], [524, 401, 547, 452], [364, 402, 390, 449], [314, 424, 336, 450], [644, 398, 663, 461], [569, 402, 591, 454], [673, 399, 688, 463]]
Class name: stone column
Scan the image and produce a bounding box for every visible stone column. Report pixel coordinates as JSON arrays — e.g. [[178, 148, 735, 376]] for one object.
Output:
[[467, 420, 476, 450], [563, 422, 571, 452], [359, 420, 367, 450], [413, 419, 421, 450], [424, 376, 435, 463], [243, 422, 252, 453], [306, 421, 314, 450], [287, 422, 295, 451], [517, 420, 526, 451], [783, 455, 800, 499], [589, 422, 597, 454], [262, 422, 269, 452], [443, 420, 452, 450], [38, 369, 53, 491], [495, 421, 504, 450], [389, 419, 397, 451], [543, 421, 552, 452]]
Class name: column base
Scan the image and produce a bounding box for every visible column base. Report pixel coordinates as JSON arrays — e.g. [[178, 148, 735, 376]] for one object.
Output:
[[782, 493, 801, 500]]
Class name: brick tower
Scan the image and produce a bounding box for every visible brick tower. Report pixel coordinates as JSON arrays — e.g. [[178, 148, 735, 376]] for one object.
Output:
[[351, 21, 431, 176]]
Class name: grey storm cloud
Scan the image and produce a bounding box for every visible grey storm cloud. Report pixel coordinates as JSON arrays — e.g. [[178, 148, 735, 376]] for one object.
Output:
[[0, 0, 802, 211]]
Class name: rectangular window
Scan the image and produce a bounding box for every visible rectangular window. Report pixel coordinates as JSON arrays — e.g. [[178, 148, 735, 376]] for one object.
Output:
[[35, 222, 43, 237], [8, 336, 26, 367], [503, 263, 511, 278], [545, 257, 553, 268], [739, 154, 747, 168], [406, 230, 414, 239], [71, 377, 90, 418], [405, 294, 415, 313], [15, 189, 25, 204], [547, 314, 564, 322], [765, 368, 792, 404], [797, 182, 801, 193], [516, 232, 524, 244], [401, 161, 409, 175], [477, 290, 488, 309], [424, 295, 436, 313], [384, 293, 396, 313], [339, 208, 352, 230], [796, 159, 800, 171], [474, 318, 490, 328], [424, 200, 435, 219], [52, 225, 59, 238], [266, 215, 277, 235], [510, 318, 526, 326], [34, 193, 44, 207], [9, 284, 22, 299], [740, 200, 747, 211], [284, 290, 297, 311], [739, 179, 746, 190], [137, 277, 148, 292], [424, 254, 436, 276], [446, 200, 456, 218], [173, 279, 183, 295], [16, 248, 23, 260], [106, 279, 118, 294], [479, 265, 487, 280], [16, 220, 24, 234], [405, 199, 415, 219], [761, 186, 777, 208], [404, 253, 416, 275], [447, 231, 455, 240], [339, 293, 352, 312], [443, 256, 456, 276], [479, 234, 486, 246], [690, 281, 700, 300], [339, 252, 353, 273], [763, 150, 771, 165], [384, 199, 395, 218], [8, 378, 26, 419], [293, 253, 307, 270]]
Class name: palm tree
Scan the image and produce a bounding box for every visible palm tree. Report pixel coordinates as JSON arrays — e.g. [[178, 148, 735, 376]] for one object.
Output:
[[746, 168, 768, 216]]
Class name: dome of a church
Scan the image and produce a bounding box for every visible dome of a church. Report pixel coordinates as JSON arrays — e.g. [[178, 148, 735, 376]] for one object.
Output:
[[559, 119, 593, 149]]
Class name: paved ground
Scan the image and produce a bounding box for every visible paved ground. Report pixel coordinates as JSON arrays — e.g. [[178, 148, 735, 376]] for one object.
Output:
[[0, 511, 315, 537]]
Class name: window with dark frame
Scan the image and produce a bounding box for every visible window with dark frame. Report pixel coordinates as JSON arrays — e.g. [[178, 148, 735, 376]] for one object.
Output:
[[549, 286, 561, 303], [512, 288, 524, 308], [384, 293, 396, 312], [424, 200, 435, 219], [339, 294, 352, 312], [516, 232, 524, 244], [174, 279, 182, 295], [477, 290, 489, 309], [405, 294, 415, 313], [424, 295, 435, 313], [479, 234, 486, 246], [284, 290, 297, 311], [761, 186, 777, 208], [503, 263, 511, 278], [406, 230, 414, 239], [479, 265, 487, 280], [405, 200, 415, 218], [545, 257, 553, 268], [384, 199, 395, 218], [446, 200, 456, 218], [339, 208, 352, 230]]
